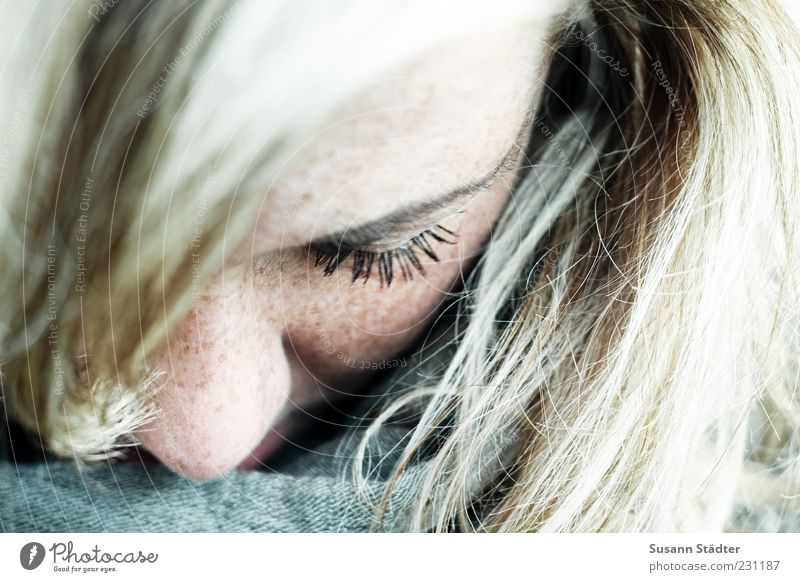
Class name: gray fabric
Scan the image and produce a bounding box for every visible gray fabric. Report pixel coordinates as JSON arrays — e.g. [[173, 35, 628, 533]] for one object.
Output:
[[0, 424, 425, 532], [0, 323, 453, 533]]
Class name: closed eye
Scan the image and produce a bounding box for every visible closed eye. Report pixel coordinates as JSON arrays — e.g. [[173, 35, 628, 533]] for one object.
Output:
[[305, 124, 527, 287], [310, 224, 458, 287]]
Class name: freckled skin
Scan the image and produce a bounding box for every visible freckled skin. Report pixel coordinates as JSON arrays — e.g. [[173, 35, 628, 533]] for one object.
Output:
[[137, 284, 291, 479], [135, 23, 550, 479]]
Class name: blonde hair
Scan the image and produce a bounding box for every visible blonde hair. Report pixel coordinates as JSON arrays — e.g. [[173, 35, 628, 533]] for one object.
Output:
[[2, 0, 800, 532]]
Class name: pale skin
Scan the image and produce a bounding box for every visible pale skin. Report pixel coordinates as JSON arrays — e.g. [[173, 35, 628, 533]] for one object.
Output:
[[134, 21, 558, 479]]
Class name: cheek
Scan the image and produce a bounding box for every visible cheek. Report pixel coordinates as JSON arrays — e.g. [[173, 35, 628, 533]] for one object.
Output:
[[286, 259, 456, 377]]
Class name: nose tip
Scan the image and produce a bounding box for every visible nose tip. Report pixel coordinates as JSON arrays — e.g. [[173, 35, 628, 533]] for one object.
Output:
[[135, 305, 291, 480]]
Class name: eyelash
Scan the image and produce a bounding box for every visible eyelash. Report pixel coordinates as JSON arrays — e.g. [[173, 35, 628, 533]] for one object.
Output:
[[312, 224, 457, 287]]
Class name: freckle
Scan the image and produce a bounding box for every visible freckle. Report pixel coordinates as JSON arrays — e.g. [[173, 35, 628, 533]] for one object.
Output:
[[218, 353, 227, 364], [215, 404, 224, 412]]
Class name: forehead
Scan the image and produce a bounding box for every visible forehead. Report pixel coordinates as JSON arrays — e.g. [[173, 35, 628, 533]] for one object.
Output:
[[251, 23, 553, 252]]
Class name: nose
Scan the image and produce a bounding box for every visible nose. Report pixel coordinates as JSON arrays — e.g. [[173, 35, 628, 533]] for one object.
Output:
[[134, 283, 291, 480]]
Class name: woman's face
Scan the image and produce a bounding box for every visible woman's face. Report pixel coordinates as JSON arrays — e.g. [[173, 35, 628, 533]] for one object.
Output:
[[135, 23, 550, 479]]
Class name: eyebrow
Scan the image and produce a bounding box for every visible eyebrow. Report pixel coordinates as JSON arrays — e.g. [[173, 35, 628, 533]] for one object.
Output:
[[310, 135, 525, 251]]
